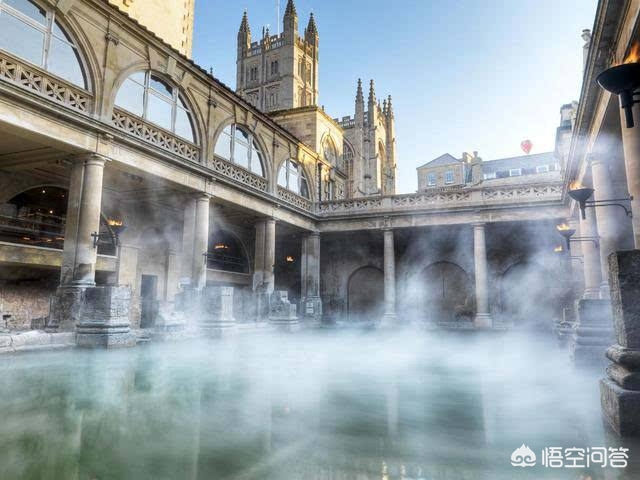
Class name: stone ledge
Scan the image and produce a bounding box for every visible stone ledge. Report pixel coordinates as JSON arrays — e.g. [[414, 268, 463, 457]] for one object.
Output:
[[0, 331, 76, 354], [601, 377, 640, 436]]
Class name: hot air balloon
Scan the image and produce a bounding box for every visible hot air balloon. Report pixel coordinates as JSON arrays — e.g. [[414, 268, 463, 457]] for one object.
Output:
[[520, 140, 532, 155]]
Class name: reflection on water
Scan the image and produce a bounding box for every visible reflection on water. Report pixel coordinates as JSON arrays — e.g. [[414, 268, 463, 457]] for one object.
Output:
[[0, 329, 638, 480]]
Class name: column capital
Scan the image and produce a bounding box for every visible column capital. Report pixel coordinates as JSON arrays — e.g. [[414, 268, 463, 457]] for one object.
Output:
[[589, 156, 607, 167], [308, 230, 320, 238], [472, 221, 486, 228], [70, 153, 109, 167], [194, 192, 212, 202]]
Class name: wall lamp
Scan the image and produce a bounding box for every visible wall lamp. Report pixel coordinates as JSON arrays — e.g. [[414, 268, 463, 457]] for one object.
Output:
[[568, 184, 633, 220], [597, 61, 640, 128], [556, 223, 599, 251], [92, 219, 126, 249]]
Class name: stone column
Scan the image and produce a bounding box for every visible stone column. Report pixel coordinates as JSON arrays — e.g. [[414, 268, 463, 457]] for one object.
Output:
[[181, 197, 196, 285], [620, 104, 640, 248], [473, 223, 492, 328], [252, 218, 276, 321], [381, 228, 397, 323], [591, 157, 620, 297], [264, 218, 276, 295], [579, 204, 602, 299], [60, 154, 107, 286], [301, 231, 322, 320], [600, 250, 640, 436], [192, 194, 210, 291]]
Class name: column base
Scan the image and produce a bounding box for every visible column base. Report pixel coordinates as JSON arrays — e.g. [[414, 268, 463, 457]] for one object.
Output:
[[473, 313, 493, 329], [600, 377, 640, 437], [47, 285, 87, 332], [76, 324, 136, 348], [269, 291, 299, 332], [199, 287, 237, 338], [570, 299, 613, 368], [75, 285, 135, 349]]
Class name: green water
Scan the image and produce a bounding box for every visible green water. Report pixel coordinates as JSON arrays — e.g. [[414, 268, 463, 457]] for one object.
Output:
[[0, 330, 637, 479]]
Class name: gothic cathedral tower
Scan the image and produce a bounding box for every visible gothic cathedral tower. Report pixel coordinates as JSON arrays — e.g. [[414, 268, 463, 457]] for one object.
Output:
[[236, 0, 319, 112]]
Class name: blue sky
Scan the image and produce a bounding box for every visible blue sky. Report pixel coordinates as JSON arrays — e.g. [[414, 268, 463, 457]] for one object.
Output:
[[193, 0, 597, 193]]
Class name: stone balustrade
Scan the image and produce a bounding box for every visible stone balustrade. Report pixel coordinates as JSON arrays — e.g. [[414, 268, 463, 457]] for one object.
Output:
[[0, 51, 91, 114], [317, 182, 564, 216]]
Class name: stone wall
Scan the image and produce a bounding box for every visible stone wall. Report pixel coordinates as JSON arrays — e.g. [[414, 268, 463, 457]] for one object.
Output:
[[0, 277, 57, 330]]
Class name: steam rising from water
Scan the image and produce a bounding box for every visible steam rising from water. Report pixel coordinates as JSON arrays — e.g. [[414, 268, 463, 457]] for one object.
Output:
[[0, 329, 636, 479]]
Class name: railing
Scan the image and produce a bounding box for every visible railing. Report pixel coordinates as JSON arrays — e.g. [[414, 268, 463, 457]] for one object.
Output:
[[210, 156, 269, 193], [0, 50, 91, 114], [112, 108, 200, 162], [0, 214, 65, 249], [277, 186, 313, 211], [205, 251, 249, 274], [317, 182, 564, 216]]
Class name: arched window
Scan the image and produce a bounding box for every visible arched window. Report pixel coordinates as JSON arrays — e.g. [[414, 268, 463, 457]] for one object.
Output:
[[214, 124, 265, 176], [114, 71, 196, 142], [278, 159, 310, 198], [323, 137, 337, 166], [0, 0, 86, 88]]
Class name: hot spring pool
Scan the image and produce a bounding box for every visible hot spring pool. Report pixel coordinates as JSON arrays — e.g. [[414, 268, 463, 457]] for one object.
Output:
[[0, 329, 637, 479]]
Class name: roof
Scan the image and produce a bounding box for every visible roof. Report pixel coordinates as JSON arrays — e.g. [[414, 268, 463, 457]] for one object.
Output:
[[417, 154, 460, 169], [482, 152, 557, 174]]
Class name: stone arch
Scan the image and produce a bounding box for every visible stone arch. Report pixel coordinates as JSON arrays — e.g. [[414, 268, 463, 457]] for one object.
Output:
[[207, 226, 252, 274], [498, 260, 556, 326], [0, 185, 116, 255], [421, 261, 473, 323], [347, 266, 384, 321]]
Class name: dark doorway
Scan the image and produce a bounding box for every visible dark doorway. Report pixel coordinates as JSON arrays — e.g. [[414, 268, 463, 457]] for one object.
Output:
[[348, 266, 384, 322], [422, 262, 472, 323], [140, 275, 158, 328]]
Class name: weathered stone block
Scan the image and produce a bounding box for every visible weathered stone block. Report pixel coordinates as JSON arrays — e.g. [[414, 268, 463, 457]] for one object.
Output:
[[269, 291, 299, 332], [76, 286, 135, 349], [601, 378, 640, 437], [601, 250, 640, 437], [47, 286, 86, 332], [198, 286, 236, 337], [570, 299, 614, 367], [609, 250, 640, 349]]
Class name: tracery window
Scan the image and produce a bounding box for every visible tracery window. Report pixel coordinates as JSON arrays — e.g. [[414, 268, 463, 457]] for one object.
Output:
[[214, 124, 265, 176], [0, 0, 86, 88], [278, 158, 310, 198], [114, 71, 196, 142]]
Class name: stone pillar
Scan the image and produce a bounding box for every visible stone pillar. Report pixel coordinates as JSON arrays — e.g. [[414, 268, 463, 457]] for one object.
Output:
[[473, 223, 492, 328], [600, 250, 640, 436], [181, 197, 196, 286], [591, 157, 620, 297], [253, 218, 276, 321], [381, 228, 397, 323], [192, 194, 210, 291], [579, 204, 602, 299], [620, 104, 640, 248], [199, 286, 236, 337], [60, 154, 107, 286], [264, 218, 276, 294], [301, 231, 322, 321]]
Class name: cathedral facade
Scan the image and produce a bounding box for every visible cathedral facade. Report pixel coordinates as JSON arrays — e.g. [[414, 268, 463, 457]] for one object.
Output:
[[236, 1, 397, 199]]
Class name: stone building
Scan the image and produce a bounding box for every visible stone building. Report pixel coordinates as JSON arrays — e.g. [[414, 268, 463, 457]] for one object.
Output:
[[0, 0, 625, 357], [236, 1, 397, 199], [108, 0, 195, 57]]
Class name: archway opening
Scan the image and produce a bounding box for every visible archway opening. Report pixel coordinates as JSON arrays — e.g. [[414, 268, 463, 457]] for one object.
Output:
[[207, 229, 250, 274], [348, 266, 384, 322], [421, 262, 472, 323], [0, 186, 116, 255], [499, 261, 554, 327]]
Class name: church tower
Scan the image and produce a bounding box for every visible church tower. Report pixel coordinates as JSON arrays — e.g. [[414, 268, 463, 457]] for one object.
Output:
[[236, 0, 319, 112]]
